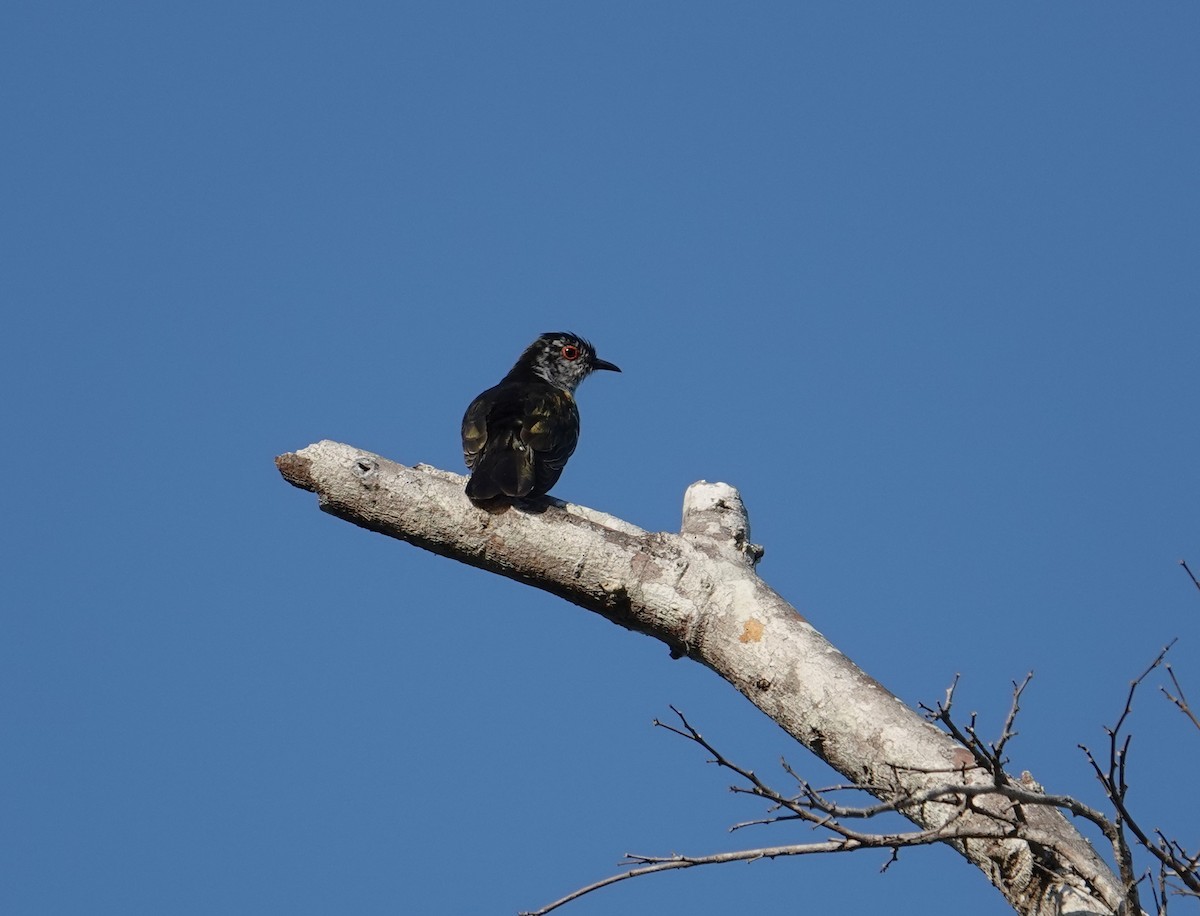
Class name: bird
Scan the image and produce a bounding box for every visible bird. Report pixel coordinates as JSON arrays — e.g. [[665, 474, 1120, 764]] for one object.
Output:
[[461, 332, 620, 500]]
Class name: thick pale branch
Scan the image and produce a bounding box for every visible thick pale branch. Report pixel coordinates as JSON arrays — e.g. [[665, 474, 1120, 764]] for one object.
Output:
[[278, 441, 1126, 916]]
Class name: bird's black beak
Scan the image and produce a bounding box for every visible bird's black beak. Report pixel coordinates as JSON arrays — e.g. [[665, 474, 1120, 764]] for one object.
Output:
[[592, 357, 621, 373]]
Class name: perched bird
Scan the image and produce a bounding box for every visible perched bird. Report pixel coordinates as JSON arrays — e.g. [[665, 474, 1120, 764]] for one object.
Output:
[[462, 332, 620, 500]]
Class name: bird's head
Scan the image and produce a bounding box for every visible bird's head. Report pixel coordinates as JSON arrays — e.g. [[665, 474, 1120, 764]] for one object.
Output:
[[513, 332, 621, 392]]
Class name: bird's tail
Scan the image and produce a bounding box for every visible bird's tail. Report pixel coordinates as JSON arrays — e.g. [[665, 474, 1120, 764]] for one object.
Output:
[[466, 435, 536, 500]]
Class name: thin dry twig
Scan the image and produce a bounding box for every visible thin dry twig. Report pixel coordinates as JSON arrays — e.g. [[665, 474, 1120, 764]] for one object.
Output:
[[919, 672, 1033, 803], [518, 840, 864, 916], [1161, 664, 1200, 732], [1078, 642, 1200, 906], [1181, 559, 1200, 594]]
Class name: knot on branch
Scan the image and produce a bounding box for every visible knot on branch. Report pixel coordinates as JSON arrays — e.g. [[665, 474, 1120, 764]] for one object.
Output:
[[353, 454, 380, 488]]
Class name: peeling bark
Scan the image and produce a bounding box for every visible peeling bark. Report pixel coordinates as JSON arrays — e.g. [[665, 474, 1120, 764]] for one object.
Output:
[[277, 440, 1126, 916]]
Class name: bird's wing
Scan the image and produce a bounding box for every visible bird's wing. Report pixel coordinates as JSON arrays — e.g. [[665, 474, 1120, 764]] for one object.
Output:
[[461, 389, 494, 470], [520, 388, 580, 471]]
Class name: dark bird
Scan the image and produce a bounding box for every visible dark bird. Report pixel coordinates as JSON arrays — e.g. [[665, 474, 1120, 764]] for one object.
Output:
[[462, 332, 620, 500]]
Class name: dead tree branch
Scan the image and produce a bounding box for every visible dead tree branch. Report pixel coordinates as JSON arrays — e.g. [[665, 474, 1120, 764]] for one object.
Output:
[[278, 441, 1128, 916], [530, 690, 1146, 916], [1078, 644, 1200, 904], [538, 668, 1200, 916]]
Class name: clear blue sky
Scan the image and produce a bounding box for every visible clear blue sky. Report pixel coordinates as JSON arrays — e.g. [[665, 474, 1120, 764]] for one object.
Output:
[[3, 4, 1197, 914]]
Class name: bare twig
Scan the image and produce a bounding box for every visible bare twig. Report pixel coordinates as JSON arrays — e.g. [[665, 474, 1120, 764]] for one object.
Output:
[[1180, 559, 1200, 594], [1078, 643, 1200, 906], [656, 707, 996, 844], [517, 840, 862, 916], [1161, 664, 1200, 731], [994, 673, 1033, 767], [919, 673, 1033, 795]]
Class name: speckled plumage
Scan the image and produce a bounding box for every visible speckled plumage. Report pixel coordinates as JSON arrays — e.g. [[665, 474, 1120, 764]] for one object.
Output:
[[462, 332, 620, 500]]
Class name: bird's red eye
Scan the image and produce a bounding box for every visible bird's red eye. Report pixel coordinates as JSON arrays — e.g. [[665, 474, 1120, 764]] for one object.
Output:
[[561, 345, 580, 360]]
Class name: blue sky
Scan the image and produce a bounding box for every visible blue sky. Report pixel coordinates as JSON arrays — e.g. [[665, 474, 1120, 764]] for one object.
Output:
[[3, 4, 1198, 914]]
